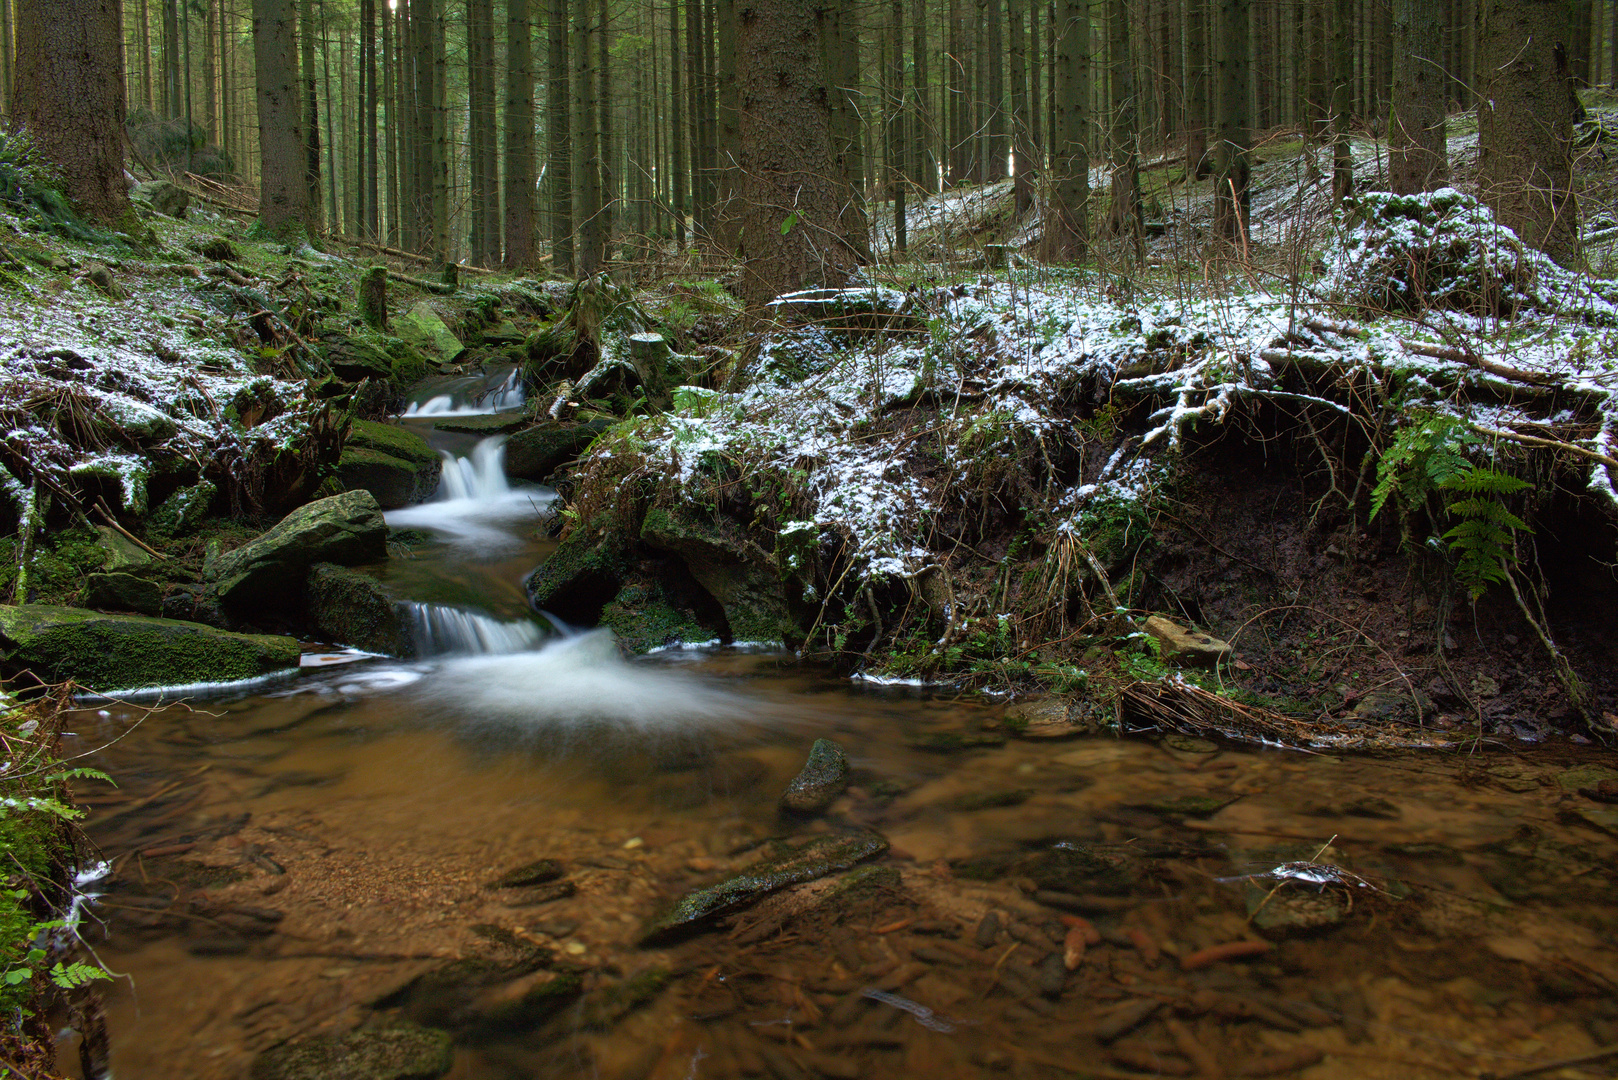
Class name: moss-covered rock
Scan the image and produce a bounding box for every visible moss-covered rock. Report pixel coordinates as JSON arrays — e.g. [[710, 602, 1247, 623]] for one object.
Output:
[[599, 578, 715, 653], [207, 490, 387, 608], [0, 604, 299, 691], [249, 1020, 453, 1080], [146, 481, 216, 539], [431, 413, 529, 436], [83, 572, 164, 617], [319, 331, 396, 382], [525, 519, 635, 624], [305, 564, 410, 656], [640, 504, 801, 645], [639, 831, 888, 944], [336, 420, 442, 509], [396, 301, 464, 363], [503, 419, 613, 481], [779, 738, 849, 814]]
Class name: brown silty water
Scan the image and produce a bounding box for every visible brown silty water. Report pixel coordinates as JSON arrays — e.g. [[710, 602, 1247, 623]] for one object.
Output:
[[52, 427, 1618, 1080]]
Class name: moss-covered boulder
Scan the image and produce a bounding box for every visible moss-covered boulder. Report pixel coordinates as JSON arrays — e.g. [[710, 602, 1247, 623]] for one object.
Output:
[[640, 831, 888, 944], [207, 490, 388, 608], [0, 605, 300, 691], [146, 481, 216, 539], [600, 577, 716, 653], [503, 419, 613, 481], [336, 420, 442, 509], [640, 504, 801, 645], [83, 572, 164, 617], [779, 738, 849, 814], [524, 519, 634, 623], [396, 301, 465, 363], [305, 564, 411, 656], [249, 1020, 454, 1080], [431, 413, 529, 436], [320, 332, 396, 382]]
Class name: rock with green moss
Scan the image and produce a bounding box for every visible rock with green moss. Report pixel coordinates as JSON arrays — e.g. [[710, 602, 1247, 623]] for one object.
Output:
[[0, 604, 300, 691], [503, 419, 613, 481], [305, 564, 410, 656], [337, 420, 442, 509], [640, 504, 800, 645], [249, 1021, 453, 1080], [779, 738, 849, 814], [130, 180, 189, 219], [147, 481, 216, 538], [92, 526, 150, 570], [525, 519, 634, 623], [83, 572, 164, 617], [396, 301, 465, 363], [207, 490, 387, 608], [432, 413, 529, 436], [580, 968, 671, 1030], [599, 579, 715, 653], [640, 831, 888, 944], [320, 331, 396, 382]]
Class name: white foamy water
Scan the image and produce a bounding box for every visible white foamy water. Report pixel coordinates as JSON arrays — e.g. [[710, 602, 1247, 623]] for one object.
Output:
[[402, 370, 525, 416], [417, 629, 758, 734], [401, 601, 544, 656], [385, 436, 554, 551]]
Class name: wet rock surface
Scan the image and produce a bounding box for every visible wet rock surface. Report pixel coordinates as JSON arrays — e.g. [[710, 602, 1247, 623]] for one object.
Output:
[[248, 1020, 453, 1080], [337, 420, 443, 510], [502, 419, 613, 481], [207, 490, 388, 607], [0, 604, 300, 690], [640, 831, 889, 943], [779, 738, 849, 814], [304, 564, 411, 657]]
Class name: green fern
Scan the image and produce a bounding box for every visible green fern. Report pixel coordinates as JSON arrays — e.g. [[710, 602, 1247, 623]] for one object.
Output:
[[48, 961, 112, 989], [1439, 468, 1532, 599], [1369, 412, 1477, 521]]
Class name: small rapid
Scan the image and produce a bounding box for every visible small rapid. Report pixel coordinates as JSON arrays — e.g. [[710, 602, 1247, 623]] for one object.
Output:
[[384, 435, 554, 552], [402, 367, 525, 416], [401, 601, 544, 656]]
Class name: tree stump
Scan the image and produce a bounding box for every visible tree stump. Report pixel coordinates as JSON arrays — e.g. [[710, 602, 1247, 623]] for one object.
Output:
[[358, 265, 388, 330]]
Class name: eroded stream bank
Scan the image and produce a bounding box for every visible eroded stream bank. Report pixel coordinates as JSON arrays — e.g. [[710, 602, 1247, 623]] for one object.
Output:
[[60, 659, 1618, 1080]]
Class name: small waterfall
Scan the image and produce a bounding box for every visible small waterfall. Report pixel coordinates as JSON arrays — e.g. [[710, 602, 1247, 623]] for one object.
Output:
[[402, 601, 544, 656], [435, 436, 511, 501], [403, 369, 526, 417]]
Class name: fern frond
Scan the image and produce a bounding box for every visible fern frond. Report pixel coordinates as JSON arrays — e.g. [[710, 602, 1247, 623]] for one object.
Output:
[[48, 961, 111, 989]]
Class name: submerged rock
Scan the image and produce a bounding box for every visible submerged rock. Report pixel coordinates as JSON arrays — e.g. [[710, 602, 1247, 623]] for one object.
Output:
[[305, 564, 410, 656], [207, 490, 388, 608], [0, 604, 299, 691], [1143, 615, 1232, 667], [249, 1020, 453, 1080], [503, 419, 613, 481], [525, 519, 634, 623], [337, 420, 442, 510], [640, 831, 888, 944], [779, 738, 850, 814], [488, 858, 566, 888]]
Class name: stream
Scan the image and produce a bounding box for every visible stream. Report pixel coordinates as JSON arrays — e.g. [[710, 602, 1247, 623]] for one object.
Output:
[[54, 374, 1618, 1080]]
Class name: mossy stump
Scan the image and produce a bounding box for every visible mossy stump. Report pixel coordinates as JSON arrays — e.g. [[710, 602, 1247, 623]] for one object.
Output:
[[358, 265, 388, 330]]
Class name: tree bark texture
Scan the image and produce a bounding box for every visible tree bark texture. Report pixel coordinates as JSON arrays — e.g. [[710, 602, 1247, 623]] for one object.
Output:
[[1042, 0, 1088, 260], [1476, 0, 1582, 268], [504, 0, 536, 267], [249, 0, 311, 241], [299, 0, 324, 234], [1212, 0, 1250, 245], [1330, 0, 1354, 201], [1388, 0, 1449, 193], [733, 0, 862, 306], [1104, 0, 1142, 248], [549, 0, 574, 271], [15, 0, 133, 227]]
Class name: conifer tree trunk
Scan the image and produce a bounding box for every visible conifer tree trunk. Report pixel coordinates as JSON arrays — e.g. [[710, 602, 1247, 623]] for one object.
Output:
[[163, 0, 179, 117], [250, 0, 311, 240], [1212, 0, 1250, 245], [716, 0, 739, 246], [430, 0, 448, 260], [885, 0, 907, 252], [15, 0, 131, 226], [1184, 0, 1209, 178], [669, 0, 686, 250], [1104, 0, 1141, 247], [733, 0, 863, 305], [912, 0, 935, 193], [363, 0, 379, 239], [138, 0, 153, 113], [504, 0, 536, 266], [1389, 0, 1448, 192], [599, 0, 614, 260], [299, 0, 324, 234], [219, 0, 230, 162], [383, 0, 399, 245], [1028, 0, 1042, 161], [468, 0, 498, 264], [1043, 0, 1088, 260], [548, 0, 574, 271], [1330, 0, 1354, 201], [986, 0, 1005, 179], [318, 5, 338, 232], [1477, 0, 1582, 268], [948, 0, 966, 182], [203, 0, 217, 143], [576, 0, 602, 274], [1010, 0, 1034, 213]]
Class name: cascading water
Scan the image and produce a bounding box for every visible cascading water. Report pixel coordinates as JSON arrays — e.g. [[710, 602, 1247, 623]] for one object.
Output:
[[401, 601, 544, 656], [403, 367, 525, 417], [384, 435, 555, 551]]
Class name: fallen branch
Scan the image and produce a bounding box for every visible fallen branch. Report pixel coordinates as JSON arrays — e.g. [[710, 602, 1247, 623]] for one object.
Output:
[[92, 498, 167, 561], [384, 268, 455, 295], [1472, 424, 1618, 471], [1399, 340, 1556, 385], [345, 237, 505, 274]]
